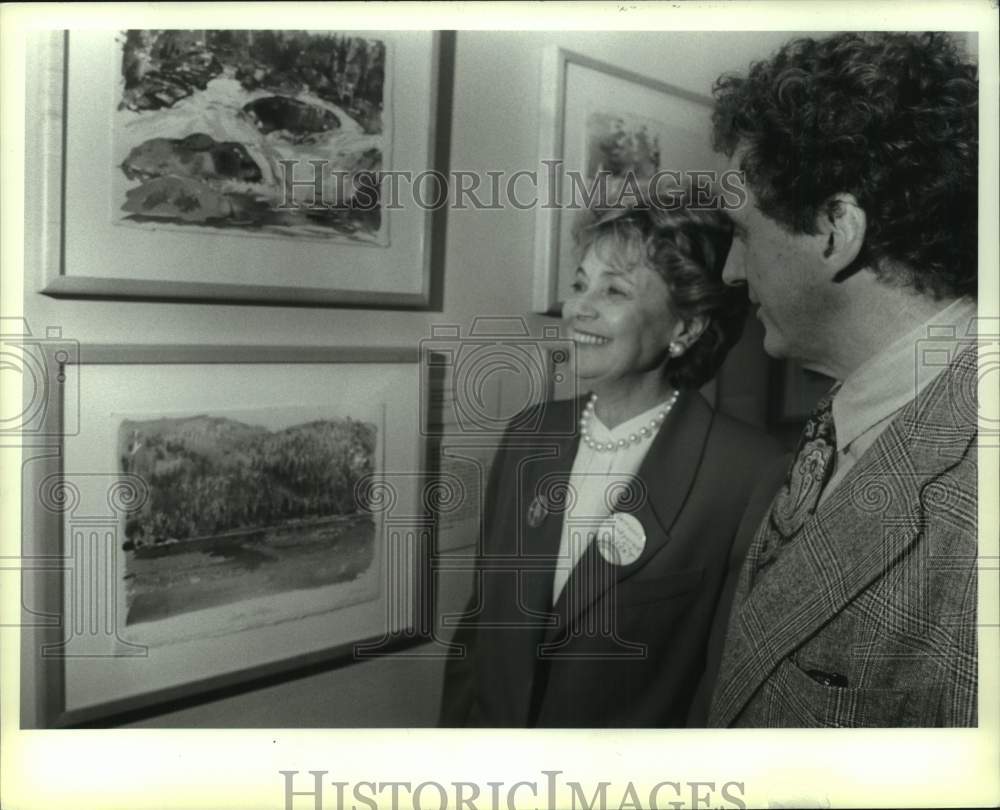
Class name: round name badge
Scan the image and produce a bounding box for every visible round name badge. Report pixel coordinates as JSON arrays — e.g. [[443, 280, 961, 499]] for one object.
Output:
[[596, 512, 646, 566]]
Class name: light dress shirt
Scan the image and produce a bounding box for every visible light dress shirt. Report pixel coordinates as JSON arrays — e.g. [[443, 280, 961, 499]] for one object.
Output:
[[821, 296, 978, 504], [551, 397, 672, 604]]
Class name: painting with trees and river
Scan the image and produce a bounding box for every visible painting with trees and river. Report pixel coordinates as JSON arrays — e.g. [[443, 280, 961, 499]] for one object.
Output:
[[113, 29, 388, 243], [117, 411, 379, 633]]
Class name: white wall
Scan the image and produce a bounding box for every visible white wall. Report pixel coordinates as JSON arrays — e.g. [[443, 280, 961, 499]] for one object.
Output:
[[25, 30, 808, 346], [21, 30, 808, 727]]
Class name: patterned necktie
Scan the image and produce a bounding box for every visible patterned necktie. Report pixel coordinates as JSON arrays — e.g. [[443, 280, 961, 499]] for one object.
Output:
[[757, 383, 841, 570]]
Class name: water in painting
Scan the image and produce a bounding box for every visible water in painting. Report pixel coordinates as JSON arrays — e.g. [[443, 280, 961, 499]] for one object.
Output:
[[117, 412, 378, 628], [113, 30, 388, 243]]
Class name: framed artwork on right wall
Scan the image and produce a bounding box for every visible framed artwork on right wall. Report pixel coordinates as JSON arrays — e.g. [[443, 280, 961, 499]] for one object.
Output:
[[532, 47, 715, 315]]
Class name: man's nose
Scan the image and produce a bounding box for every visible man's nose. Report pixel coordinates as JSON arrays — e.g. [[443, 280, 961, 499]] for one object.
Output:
[[721, 245, 746, 286]]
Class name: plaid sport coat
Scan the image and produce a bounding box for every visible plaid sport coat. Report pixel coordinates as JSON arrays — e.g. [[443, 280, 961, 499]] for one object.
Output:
[[708, 346, 978, 727]]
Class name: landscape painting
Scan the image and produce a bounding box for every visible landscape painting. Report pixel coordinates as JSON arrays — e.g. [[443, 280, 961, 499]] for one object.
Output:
[[117, 409, 380, 638], [113, 30, 388, 243]]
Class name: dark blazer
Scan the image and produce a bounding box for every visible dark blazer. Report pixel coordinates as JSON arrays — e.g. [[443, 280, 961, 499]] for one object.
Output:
[[440, 391, 782, 727], [708, 347, 978, 727]]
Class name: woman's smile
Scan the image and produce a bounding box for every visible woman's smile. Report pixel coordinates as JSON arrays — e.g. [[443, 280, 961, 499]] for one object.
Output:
[[571, 329, 611, 346], [561, 246, 679, 391]]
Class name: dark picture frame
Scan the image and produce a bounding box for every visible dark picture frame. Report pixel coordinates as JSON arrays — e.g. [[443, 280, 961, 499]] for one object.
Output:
[[21, 345, 432, 728]]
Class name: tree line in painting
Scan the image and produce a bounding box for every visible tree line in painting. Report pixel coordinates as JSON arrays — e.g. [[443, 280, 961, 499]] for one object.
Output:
[[120, 29, 386, 134], [119, 415, 376, 550]]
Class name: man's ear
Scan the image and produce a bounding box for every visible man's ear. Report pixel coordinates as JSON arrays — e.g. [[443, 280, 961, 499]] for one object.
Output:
[[817, 193, 866, 275]]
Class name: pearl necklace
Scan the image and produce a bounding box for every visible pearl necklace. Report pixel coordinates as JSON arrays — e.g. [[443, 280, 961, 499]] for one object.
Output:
[[579, 390, 679, 452]]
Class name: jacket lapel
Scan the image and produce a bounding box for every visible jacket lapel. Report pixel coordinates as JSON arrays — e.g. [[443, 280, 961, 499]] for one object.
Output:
[[711, 348, 977, 726], [489, 399, 582, 722], [516, 428, 580, 620], [544, 393, 715, 642]]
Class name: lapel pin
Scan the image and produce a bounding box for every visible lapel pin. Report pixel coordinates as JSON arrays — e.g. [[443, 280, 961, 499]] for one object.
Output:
[[596, 512, 646, 566], [526, 495, 549, 528]]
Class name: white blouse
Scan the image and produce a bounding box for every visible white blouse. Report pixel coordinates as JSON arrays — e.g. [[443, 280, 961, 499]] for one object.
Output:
[[551, 397, 672, 604]]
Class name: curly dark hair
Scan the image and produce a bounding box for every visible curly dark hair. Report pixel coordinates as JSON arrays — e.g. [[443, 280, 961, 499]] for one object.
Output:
[[712, 32, 978, 299], [573, 182, 747, 390]]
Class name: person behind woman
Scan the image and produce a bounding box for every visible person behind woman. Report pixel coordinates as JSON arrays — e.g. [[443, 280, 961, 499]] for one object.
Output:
[[440, 183, 781, 727]]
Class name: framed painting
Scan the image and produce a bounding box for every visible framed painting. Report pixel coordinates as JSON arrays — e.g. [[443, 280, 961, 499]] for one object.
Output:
[[22, 345, 431, 727], [424, 350, 494, 553], [533, 48, 714, 314], [28, 29, 444, 307]]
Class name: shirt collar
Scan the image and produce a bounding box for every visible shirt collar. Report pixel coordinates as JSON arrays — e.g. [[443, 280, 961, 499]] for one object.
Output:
[[832, 297, 977, 451]]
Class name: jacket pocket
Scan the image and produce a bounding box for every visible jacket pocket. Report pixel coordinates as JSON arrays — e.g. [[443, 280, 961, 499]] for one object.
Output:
[[770, 657, 922, 728]]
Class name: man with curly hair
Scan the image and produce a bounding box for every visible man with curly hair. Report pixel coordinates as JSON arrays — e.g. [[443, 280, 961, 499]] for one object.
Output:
[[704, 32, 979, 727]]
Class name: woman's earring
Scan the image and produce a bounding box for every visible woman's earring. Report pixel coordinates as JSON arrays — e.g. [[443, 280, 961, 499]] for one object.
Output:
[[669, 341, 684, 357]]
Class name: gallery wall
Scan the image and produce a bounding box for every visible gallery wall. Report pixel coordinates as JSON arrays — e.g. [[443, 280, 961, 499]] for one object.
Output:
[[22, 29, 810, 728]]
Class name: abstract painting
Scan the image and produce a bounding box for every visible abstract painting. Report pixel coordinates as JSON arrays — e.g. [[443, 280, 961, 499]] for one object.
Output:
[[584, 111, 664, 180], [40, 30, 440, 305], [533, 48, 714, 312], [113, 30, 388, 243]]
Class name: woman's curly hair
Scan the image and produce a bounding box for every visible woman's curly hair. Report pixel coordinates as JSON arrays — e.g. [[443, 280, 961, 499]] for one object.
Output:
[[573, 181, 747, 390], [712, 32, 978, 299]]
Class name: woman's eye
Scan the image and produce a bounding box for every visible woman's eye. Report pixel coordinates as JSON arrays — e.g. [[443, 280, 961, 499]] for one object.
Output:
[[570, 280, 585, 293], [607, 287, 628, 298]]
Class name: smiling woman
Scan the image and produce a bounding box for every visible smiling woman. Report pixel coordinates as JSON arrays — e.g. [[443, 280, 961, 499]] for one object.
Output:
[[440, 182, 785, 728], [565, 188, 747, 426], [566, 250, 680, 399]]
